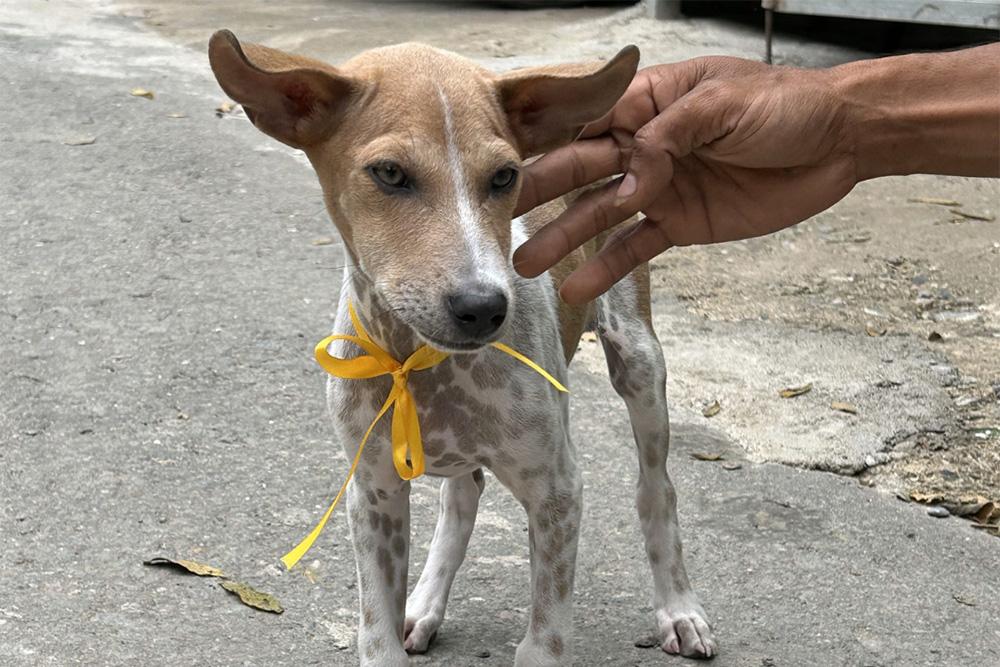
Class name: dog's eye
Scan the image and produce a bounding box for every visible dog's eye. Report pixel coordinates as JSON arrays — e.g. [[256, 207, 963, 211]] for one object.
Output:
[[368, 162, 410, 190], [490, 167, 517, 192]]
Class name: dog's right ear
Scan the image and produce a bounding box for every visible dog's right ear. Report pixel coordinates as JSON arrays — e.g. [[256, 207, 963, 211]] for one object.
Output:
[[208, 30, 359, 149]]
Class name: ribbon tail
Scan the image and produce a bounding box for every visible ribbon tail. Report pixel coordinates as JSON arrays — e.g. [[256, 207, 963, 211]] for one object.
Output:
[[491, 342, 568, 393], [280, 390, 397, 570], [391, 388, 425, 480]]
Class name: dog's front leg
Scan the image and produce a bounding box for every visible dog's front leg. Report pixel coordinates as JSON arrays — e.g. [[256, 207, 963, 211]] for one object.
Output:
[[346, 477, 410, 667], [501, 449, 582, 667]]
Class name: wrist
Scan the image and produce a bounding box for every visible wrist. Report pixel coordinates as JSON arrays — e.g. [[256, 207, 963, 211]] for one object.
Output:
[[831, 45, 1000, 181]]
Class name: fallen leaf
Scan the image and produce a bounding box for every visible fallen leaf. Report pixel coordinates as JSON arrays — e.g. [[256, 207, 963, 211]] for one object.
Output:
[[580, 331, 598, 343], [63, 135, 96, 146], [953, 594, 977, 607], [216, 101, 236, 115], [974, 501, 999, 524], [167, 112, 187, 119], [130, 87, 155, 100], [310, 237, 336, 246], [907, 197, 961, 206], [690, 452, 723, 461], [948, 208, 994, 222], [779, 383, 812, 398], [143, 557, 225, 578], [910, 491, 944, 505], [865, 322, 887, 337], [702, 400, 721, 418], [928, 331, 944, 342], [219, 580, 284, 614], [830, 401, 857, 414]]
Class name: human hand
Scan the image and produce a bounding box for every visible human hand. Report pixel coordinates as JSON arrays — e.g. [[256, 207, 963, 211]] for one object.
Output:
[[512, 56, 859, 304]]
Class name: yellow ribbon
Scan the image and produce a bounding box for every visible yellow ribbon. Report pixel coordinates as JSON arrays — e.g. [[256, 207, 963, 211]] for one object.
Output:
[[281, 302, 567, 570]]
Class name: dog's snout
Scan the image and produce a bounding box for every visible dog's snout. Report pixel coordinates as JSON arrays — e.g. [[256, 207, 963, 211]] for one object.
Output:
[[447, 289, 508, 338]]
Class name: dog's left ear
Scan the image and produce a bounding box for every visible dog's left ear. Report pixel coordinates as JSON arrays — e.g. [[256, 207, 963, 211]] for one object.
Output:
[[496, 46, 640, 157], [208, 30, 360, 149]]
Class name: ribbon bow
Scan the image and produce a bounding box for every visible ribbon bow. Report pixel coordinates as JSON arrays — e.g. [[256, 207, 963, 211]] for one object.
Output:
[[281, 302, 567, 569]]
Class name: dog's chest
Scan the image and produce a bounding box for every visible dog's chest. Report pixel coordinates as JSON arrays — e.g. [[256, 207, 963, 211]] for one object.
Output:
[[328, 346, 565, 477]]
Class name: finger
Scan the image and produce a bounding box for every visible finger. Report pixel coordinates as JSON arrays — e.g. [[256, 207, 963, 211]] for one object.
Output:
[[617, 81, 736, 204], [581, 59, 709, 141], [512, 176, 639, 278], [514, 136, 623, 216], [558, 217, 672, 304]]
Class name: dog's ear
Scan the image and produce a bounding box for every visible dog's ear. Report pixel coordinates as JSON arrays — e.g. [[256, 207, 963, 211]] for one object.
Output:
[[208, 30, 359, 149], [495, 46, 640, 157]]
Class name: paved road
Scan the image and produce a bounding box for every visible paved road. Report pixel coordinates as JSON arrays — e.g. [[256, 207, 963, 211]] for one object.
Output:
[[2, 2, 998, 666]]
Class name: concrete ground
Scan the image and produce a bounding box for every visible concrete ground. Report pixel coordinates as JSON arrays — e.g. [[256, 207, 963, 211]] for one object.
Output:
[[1, 1, 998, 666]]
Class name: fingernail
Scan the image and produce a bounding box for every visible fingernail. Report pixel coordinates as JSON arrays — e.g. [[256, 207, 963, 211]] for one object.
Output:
[[616, 172, 637, 201]]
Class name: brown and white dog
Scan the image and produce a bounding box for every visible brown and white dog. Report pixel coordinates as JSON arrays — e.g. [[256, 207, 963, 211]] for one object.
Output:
[[208, 30, 716, 665]]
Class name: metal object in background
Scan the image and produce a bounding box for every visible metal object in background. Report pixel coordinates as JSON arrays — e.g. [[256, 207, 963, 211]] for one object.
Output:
[[647, 0, 682, 20], [763, 0, 1000, 62]]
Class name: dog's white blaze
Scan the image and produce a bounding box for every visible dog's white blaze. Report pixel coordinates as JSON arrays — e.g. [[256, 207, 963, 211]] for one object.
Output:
[[436, 87, 506, 286]]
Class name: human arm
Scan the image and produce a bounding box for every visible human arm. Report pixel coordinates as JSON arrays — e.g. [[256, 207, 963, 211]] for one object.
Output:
[[512, 43, 1000, 305]]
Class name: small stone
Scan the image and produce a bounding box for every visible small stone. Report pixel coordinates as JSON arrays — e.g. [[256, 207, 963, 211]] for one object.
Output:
[[722, 461, 743, 471], [927, 506, 950, 518], [63, 135, 96, 146], [912, 274, 928, 285], [634, 636, 658, 649], [474, 649, 491, 658]]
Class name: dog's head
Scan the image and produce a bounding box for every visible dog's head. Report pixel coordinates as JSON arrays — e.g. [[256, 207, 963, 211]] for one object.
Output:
[[209, 31, 638, 351]]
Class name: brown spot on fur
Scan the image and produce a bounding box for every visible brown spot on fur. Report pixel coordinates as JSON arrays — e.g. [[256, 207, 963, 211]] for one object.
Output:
[[392, 535, 406, 558], [376, 546, 394, 588], [547, 634, 564, 657], [471, 360, 508, 389]]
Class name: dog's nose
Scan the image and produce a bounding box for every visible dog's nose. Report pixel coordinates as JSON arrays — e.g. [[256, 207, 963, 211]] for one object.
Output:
[[447, 289, 508, 338]]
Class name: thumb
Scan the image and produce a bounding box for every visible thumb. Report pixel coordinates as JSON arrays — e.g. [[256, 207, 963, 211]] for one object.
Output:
[[616, 80, 738, 206]]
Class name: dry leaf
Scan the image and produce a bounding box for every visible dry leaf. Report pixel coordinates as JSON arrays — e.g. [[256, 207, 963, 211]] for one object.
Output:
[[953, 594, 976, 607], [865, 322, 887, 337], [928, 331, 943, 342], [310, 237, 336, 246], [690, 452, 723, 461], [702, 400, 721, 418], [910, 491, 944, 505], [907, 197, 961, 206], [143, 557, 226, 578], [63, 135, 96, 146], [580, 331, 598, 343], [216, 101, 236, 115], [948, 208, 994, 222], [130, 87, 155, 100], [974, 501, 999, 524], [779, 383, 812, 398], [167, 112, 187, 119], [830, 401, 857, 414], [219, 580, 284, 614]]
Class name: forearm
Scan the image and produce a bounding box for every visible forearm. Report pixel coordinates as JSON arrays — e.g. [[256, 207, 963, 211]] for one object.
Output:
[[833, 43, 1000, 180]]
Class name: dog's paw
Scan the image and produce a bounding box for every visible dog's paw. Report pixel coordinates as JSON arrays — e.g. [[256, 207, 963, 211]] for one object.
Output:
[[656, 603, 717, 659], [403, 612, 440, 654]]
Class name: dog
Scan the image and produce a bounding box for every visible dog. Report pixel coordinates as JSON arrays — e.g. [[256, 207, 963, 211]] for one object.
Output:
[[208, 30, 716, 666]]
